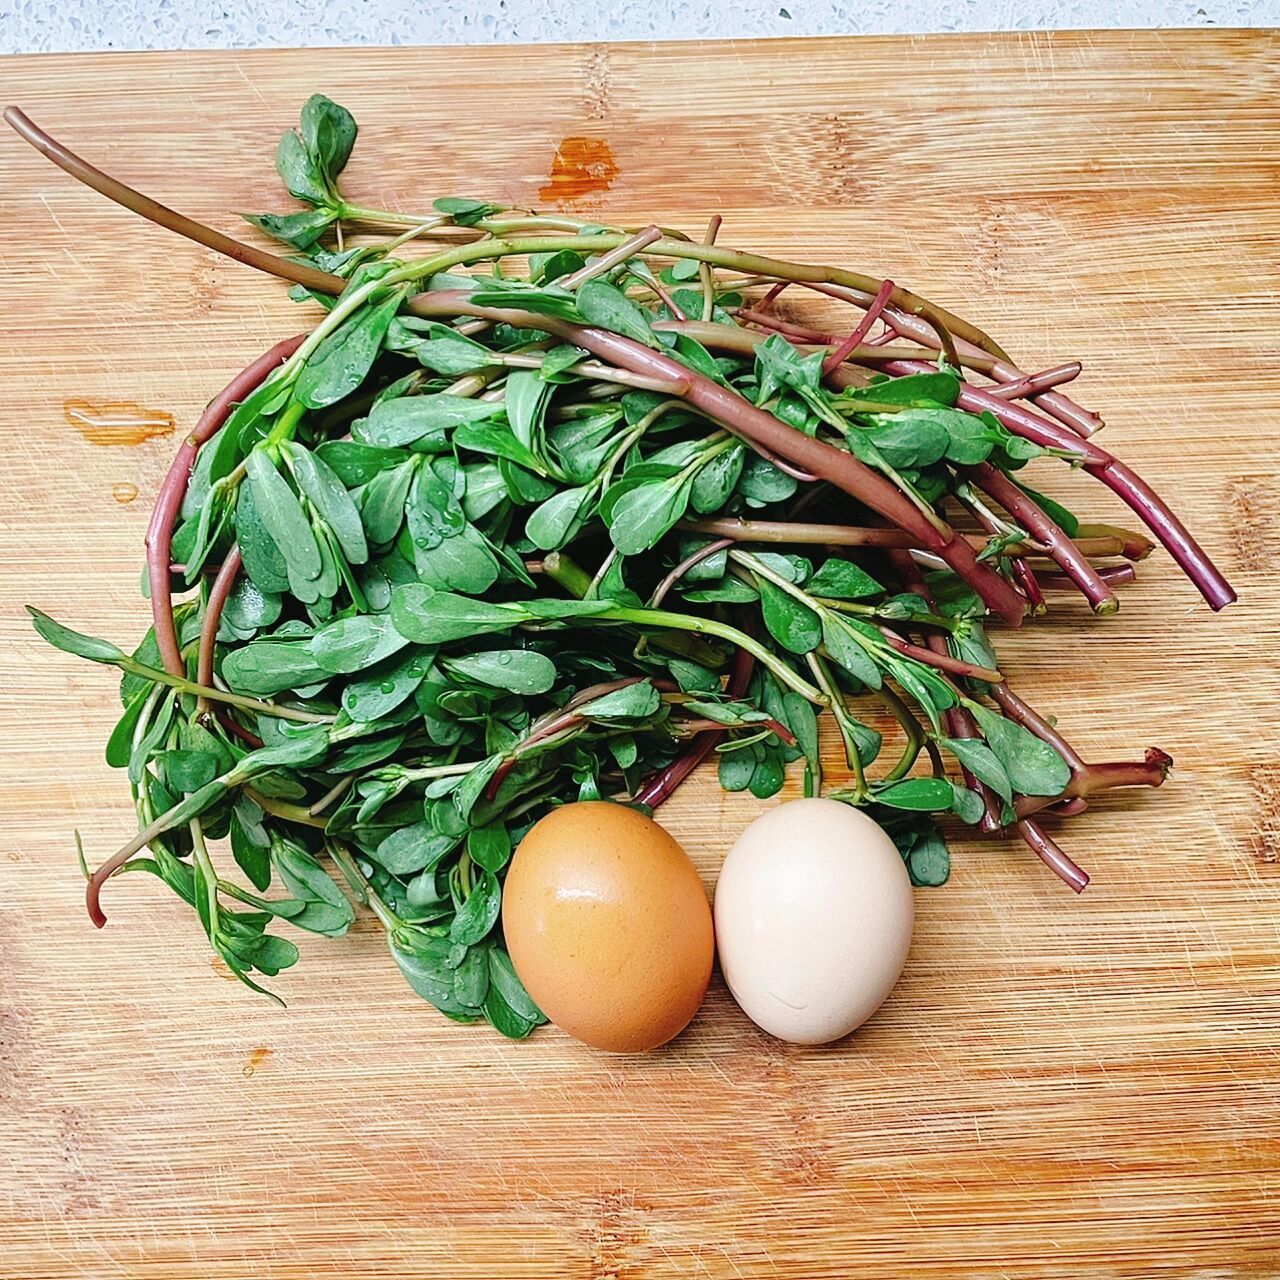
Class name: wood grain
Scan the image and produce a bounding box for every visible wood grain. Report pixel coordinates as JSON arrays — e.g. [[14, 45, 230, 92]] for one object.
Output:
[[1, 31, 1279, 1279]]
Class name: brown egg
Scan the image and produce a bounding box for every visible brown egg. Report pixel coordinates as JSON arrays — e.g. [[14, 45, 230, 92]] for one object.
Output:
[[501, 802, 713, 1053]]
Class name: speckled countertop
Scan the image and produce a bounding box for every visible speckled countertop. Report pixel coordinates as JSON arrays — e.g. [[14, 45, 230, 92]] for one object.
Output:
[[1, 0, 1274, 54]]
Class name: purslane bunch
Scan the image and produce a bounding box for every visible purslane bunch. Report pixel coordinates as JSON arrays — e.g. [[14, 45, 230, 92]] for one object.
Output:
[[10, 96, 1228, 1032]]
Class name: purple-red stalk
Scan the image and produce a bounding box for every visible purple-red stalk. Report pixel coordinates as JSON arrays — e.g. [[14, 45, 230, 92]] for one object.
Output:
[[633, 645, 756, 808], [822, 277, 894, 376]]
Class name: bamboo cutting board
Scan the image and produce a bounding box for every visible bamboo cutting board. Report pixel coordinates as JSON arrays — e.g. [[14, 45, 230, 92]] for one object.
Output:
[[1, 30, 1279, 1279]]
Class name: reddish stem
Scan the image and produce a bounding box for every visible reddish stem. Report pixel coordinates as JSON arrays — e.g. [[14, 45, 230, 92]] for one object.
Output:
[[880, 358, 1235, 612], [633, 645, 756, 808], [963, 461, 1118, 615], [145, 335, 304, 678], [791, 278, 1103, 436], [822, 277, 894, 376], [1013, 748, 1173, 820], [879, 630, 1001, 683], [4, 108, 341, 294], [650, 539, 733, 608], [197, 548, 242, 698], [990, 363, 1081, 400], [1016, 819, 1090, 893]]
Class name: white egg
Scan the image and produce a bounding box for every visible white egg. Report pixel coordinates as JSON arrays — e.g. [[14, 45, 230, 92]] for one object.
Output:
[[713, 798, 914, 1045]]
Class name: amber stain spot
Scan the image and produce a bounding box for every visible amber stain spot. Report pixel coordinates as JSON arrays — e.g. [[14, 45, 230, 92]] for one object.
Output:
[[209, 954, 238, 982], [242, 1046, 272, 1078], [64, 399, 175, 447], [540, 137, 618, 205], [112, 483, 138, 505]]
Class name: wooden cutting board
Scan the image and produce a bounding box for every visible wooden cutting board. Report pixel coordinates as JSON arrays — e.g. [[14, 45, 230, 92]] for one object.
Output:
[[1, 30, 1278, 1279]]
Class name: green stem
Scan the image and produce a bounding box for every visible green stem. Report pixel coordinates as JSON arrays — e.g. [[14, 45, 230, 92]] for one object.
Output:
[[116, 657, 331, 723], [242, 788, 329, 828], [328, 843, 401, 931], [541, 551, 594, 598], [806, 652, 865, 800], [878, 685, 927, 783], [590, 605, 826, 705]]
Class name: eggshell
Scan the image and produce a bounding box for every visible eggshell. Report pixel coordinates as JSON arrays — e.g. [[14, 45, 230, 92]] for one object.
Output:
[[502, 802, 713, 1052], [713, 798, 913, 1045]]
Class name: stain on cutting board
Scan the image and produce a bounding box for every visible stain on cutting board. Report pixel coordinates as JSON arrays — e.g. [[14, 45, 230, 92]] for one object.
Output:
[[64, 399, 175, 446], [541, 137, 618, 204]]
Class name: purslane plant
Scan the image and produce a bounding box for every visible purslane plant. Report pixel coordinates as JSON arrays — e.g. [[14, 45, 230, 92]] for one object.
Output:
[[9, 97, 1224, 1029]]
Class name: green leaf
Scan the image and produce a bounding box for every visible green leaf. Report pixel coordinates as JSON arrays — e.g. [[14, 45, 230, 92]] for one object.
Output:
[[503, 370, 553, 452], [718, 750, 756, 792], [245, 450, 323, 584], [300, 94, 357, 187], [454, 420, 547, 474], [105, 688, 150, 768], [286, 443, 368, 565], [219, 578, 282, 641], [274, 128, 328, 205], [236, 481, 291, 594], [309, 613, 409, 674], [243, 207, 336, 250], [579, 682, 660, 720], [754, 333, 827, 404], [468, 823, 512, 873], [488, 947, 544, 1023], [28, 608, 124, 664], [939, 736, 1014, 804], [443, 649, 557, 695], [884, 815, 952, 886], [757, 580, 821, 655], [342, 648, 433, 722], [453, 756, 502, 818], [875, 777, 955, 811], [606, 474, 693, 555], [375, 821, 461, 875], [230, 808, 272, 891], [483, 984, 537, 1039], [451, 871, 501, 945], [405, 461, 466, 551], [222, 640, 328, 696], [968, 704, 1072, 797], [316, 441, 410, 487], [690, 443, 745, 513], [854, 413, 950, 469], [432, 196, 500, 226], [748, 749, 785, 799], [782, 692, 821, 774], [391, 584, 526, 644], [270, 839, 354, 935], [845, 371, 960, 408], [525, 485, 593, 550], [360, 457, 417, 546], [531, 249, 586, 283], [738, 453, 798, 505], [408, 322, 497, 375], [948, 781, 987, 825], [236, 726, 330, 777], [356, 393, 501, 450], [161, 748, 217, 793], [576, 279, 659, 348], [808, 558, 883, 600], [295, 292, 402, 410], [820, 615, 882, 688], [411, 522, 500, 595]]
